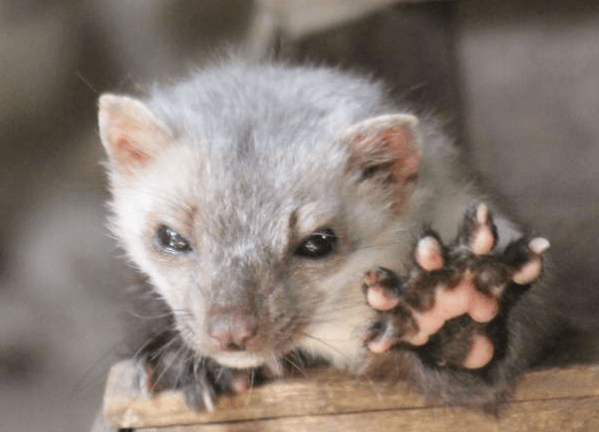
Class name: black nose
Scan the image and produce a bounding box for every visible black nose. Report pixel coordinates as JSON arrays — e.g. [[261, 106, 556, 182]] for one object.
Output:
[[206, 310, 258, 352]]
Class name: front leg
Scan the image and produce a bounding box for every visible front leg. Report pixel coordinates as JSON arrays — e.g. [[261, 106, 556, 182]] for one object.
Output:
[[133, 328, 258, 411], [362, 202, 550, 406]]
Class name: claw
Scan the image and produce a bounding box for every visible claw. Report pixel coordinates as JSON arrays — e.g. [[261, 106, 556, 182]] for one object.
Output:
[[529, 237, 550, 255], [139, 362, 155, 395], [201, 387, 215, 412]]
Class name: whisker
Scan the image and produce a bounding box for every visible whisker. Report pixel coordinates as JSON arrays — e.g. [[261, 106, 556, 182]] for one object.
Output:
[[149, 343, 189, 395], [147, 334, 180, 362], [173, 351, 195, 389], [298, 332, 351, 363], [283, 356, 309, 378], [127, 309, 175, 320]]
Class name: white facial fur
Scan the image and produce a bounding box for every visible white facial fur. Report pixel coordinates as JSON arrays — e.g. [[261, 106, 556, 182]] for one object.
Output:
[[99, 63, 478, 371]]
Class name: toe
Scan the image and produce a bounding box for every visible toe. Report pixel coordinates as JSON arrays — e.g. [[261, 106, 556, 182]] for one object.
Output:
[[462, 333, 494, 369], [512, 256, 543, 284], [512, 237, 549, 285], [416, 235, 444, 271], [367, 285, 400, 310], [368, 334, 397, 353], [401, 330, 431, 346], [367, 322, 400, 353], [469, 204, 496, 255]]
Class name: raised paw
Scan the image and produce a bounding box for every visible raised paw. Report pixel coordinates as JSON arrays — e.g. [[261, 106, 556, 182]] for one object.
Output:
[[362, 202, 549, 369]]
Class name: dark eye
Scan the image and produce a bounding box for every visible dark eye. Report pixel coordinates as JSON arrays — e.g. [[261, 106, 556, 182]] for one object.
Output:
[[156, 225, 192, 254], [295, 228, 338, 259]]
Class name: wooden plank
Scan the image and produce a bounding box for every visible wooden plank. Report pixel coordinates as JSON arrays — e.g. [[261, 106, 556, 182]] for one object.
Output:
[[140, 398, 599, 432], [103, 360, 422, 428], [516, 364, 599, 400], [103, 360, 599, 430]]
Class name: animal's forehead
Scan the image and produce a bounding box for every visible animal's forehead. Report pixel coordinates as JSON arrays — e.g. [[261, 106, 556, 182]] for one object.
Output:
[[147, 63, 387, 155], [143, 63, 388, 233], [172, 143, 342, 252], [202, 143, 344, 217]]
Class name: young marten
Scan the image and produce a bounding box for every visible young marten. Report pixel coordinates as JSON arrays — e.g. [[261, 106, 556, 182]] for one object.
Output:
[[98, 61, 550, 413]]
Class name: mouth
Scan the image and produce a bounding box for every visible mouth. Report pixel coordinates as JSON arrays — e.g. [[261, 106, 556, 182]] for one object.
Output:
[[210, 338, 301, 369]]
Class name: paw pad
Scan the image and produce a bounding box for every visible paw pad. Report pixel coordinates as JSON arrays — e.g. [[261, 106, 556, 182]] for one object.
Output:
[[363, 202, 549, 369]]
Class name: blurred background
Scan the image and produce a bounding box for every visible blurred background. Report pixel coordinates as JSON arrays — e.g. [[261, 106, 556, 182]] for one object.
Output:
[[1, 1, 598, 431]]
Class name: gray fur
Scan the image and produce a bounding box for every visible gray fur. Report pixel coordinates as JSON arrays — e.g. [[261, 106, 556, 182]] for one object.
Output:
[[99, 61, 542, 404]]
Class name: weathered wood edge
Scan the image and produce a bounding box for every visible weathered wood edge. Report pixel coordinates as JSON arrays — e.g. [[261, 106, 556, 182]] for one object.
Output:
[[103, 360, 599, 429], [139, 397, 599, 432]]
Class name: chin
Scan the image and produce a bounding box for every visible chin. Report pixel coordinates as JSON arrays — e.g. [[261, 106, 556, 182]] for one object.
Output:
[[212, 352, 270, 369]]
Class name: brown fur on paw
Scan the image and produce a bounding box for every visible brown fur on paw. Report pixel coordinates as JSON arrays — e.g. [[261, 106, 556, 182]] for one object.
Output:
[[363, 202, 549, 369]]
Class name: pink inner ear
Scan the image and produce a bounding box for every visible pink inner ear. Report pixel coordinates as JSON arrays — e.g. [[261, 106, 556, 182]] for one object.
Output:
[[104, 111, 157, 171], [99, 95, 174, 173], [382, 127, 420, 184], [114, 136, 151, 165], [107, 119, 154, 170], [349, 124, 421, 213], [367, 126, 420, 185], [349, 126, 421, 179], [386, 127, 420, 212]]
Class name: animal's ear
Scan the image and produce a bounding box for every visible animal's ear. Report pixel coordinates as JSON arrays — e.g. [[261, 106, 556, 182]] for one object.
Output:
[[98, 94, 174, 174], [342, 114, 421, 210]]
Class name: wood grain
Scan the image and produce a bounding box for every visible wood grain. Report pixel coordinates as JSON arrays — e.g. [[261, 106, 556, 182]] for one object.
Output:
[[141, 398, 599, 432], [102, 360, 599, 430]]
